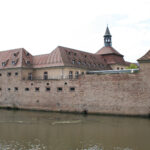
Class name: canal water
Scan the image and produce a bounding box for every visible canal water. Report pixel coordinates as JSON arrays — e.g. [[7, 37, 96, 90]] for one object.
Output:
[[0, 110, 149, 150]]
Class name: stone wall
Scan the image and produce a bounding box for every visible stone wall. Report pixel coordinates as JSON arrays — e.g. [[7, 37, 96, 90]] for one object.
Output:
[[0, 63, 150, 116]]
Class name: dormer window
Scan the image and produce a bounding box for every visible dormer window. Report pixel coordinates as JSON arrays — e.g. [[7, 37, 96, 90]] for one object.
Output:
[[2, 62, 6, 66], [26, 61, 30, 65], [12, 61, 16, 65], [26, 53, 30, 56], [12, 59, 18, 65], [13, 52, 19, 57]]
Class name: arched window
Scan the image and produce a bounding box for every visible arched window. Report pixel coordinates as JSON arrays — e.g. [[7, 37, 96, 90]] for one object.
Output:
[[44, 72, 48, 80], [69, 71, 73, 79], [75, 71, 79, 79]]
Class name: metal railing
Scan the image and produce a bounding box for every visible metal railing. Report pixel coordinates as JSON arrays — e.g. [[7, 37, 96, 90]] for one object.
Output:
[[86, 69, 139, 75], [22, 75, 80, 81]]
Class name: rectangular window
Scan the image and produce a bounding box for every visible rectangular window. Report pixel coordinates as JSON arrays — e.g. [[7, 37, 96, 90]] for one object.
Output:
[[0, 88, 2, 91], [44, 72, 48, 80], [28, 73, 32, 80], [25, 88, 29, 91], [7, 72, 11, 76], [75, 71, 79, 79], [14, 87, 18, 91], [8, 88, 11, 91], [69, 71, 73, 79], [26, 61, 30, 65], [35, 87, 40, 92], [15, 72, 18, 76], [0, 73, 2, 76], [57, 87, 62, 92], [46, 87, 50, 91], [70, 87, 75, 91]]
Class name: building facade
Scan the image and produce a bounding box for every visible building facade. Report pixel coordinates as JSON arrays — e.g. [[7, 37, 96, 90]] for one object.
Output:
[[0, 27, 149, 116], [0, 27, 130, 81]]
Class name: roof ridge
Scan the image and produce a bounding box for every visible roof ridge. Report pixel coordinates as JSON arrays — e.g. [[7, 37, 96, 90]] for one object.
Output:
[[0, 48, 24, 53], [56, 47, 65, 65], [58, 46, 94, 55]]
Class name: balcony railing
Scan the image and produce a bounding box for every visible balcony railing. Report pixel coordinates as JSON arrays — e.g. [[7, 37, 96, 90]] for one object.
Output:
[[22, 75, 80, 81], [86, 69, 139, 75]]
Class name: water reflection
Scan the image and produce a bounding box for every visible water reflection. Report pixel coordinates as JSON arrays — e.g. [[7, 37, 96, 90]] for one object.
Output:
[[0, 110, 149, 150]]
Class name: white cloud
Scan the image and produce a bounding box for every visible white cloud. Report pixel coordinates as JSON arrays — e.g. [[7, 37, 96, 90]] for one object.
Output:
[[0, 0, 150, 62]]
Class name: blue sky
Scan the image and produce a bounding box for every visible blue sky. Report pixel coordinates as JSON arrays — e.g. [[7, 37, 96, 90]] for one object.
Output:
[[0, 0, 150, 62]]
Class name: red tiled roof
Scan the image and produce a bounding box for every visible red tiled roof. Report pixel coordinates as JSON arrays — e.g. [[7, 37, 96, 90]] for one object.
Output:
[[32, 46, 110, 70], [0, 48, 33, 69], [138, 50, 150, 61], [0, 46, 111, 70], [33, 47, 64, 68], [96, 46, 123, 56], [101, 54, 126, 65], [95, 46, 130, 66], [57, 46, 110, 69]]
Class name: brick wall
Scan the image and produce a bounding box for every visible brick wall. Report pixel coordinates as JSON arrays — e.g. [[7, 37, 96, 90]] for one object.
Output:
[[0, 64, 150, 116]]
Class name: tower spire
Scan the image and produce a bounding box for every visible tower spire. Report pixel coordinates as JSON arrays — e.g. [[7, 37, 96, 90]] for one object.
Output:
[[104, 26, 112, 47]]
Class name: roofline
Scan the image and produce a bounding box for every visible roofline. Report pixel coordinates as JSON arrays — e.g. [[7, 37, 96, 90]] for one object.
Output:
[[100, 53, 124, 57], [57, 46, 95, 55], [137, 60, 150, 63], [0, 48, 25, 53]]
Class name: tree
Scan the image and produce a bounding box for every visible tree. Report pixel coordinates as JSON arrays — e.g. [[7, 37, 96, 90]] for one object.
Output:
[[126, 64, 138, 69]]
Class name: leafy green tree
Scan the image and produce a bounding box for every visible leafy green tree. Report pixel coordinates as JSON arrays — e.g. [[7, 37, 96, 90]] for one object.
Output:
[[126, 64, 138, 69]]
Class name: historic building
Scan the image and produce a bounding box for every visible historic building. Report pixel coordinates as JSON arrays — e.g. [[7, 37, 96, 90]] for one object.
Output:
[[1, 27, 149, 117], [96, 26, 130, 70], [0, 27, 129, 81]]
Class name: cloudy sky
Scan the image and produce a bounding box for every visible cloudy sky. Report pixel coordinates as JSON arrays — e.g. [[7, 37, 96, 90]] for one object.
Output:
[[0, 0, 150, 62]]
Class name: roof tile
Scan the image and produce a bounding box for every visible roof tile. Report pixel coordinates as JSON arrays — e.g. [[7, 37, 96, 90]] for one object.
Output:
[[138, 50, 150, 61]]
